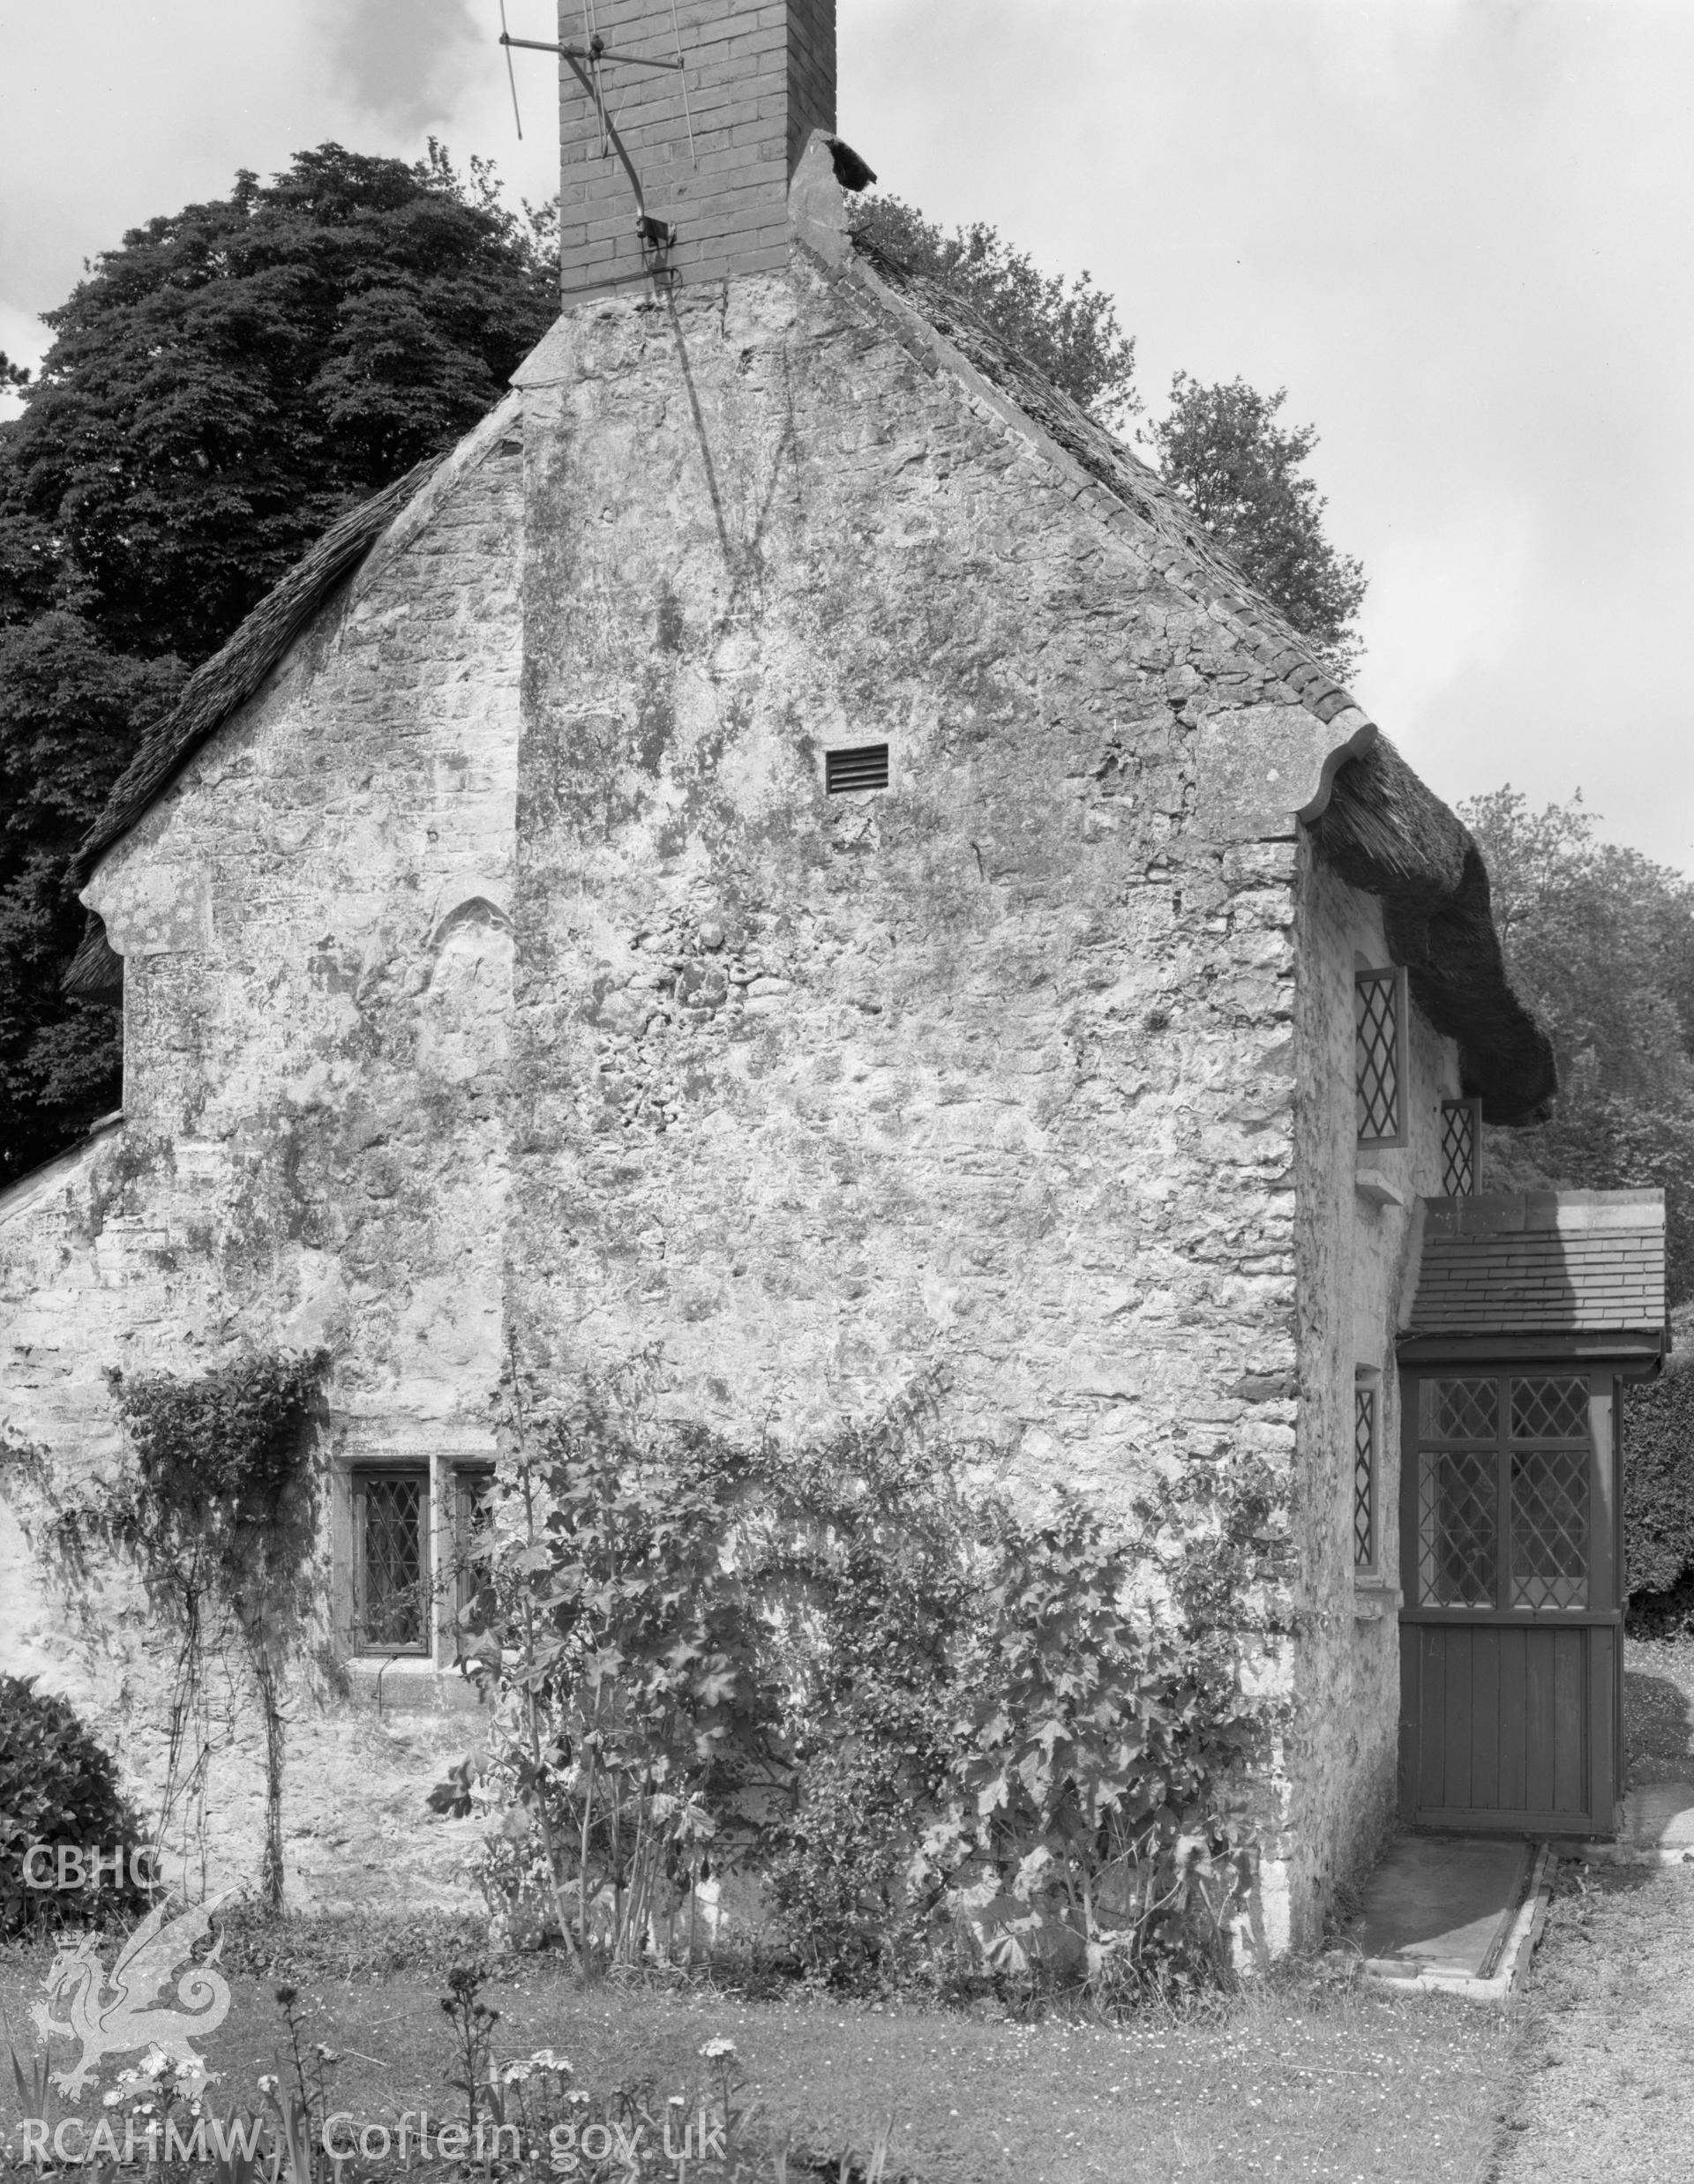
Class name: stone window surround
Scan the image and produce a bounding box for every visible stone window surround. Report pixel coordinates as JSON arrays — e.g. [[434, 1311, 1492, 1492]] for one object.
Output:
[[1355, 962, 1410, 1154], [332, 1447, 495, 1674], [1353, 1367, 1402, 1619]]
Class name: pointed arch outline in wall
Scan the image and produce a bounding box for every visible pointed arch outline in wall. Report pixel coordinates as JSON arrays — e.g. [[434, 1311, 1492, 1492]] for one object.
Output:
[[416, 885, 515, 1083]]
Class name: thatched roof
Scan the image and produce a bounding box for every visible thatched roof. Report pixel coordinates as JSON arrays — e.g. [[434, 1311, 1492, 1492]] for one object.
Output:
[[853, 234, 1556, 1126], [1311, 738, 1555, 1123], [67, 460, 434, 895], [62, 918, 124, 1000]]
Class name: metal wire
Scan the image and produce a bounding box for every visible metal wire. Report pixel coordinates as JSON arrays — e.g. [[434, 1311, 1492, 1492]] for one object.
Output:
[[498, 0, 523, 138], [670, 0, 697, 163]]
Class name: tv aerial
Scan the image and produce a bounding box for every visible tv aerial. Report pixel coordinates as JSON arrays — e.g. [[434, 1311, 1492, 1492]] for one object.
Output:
[[498, 1, 696, 271]]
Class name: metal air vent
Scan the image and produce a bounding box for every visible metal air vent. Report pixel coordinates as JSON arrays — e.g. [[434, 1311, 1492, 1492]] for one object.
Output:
[[825, 743, 890, 795]]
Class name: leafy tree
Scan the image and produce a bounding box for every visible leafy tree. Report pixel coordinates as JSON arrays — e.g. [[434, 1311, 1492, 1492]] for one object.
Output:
[[1459, 787, 1694, 1304], [851, 196, 1140, 428], [0, 355, 28, 393], [1150, 375, 1368, 677], [851, 200, 1366, 677], [0, 142, 558, 1184]]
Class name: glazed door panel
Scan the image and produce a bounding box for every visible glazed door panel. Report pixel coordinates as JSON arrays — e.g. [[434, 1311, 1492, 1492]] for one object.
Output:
[[1398, 1367, 1623, 1835]]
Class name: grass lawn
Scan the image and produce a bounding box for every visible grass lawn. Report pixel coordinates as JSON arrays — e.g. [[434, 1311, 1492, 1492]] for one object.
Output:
[[1495, 1857, 1694, 2184], [0, 1941, 1515, 2184]]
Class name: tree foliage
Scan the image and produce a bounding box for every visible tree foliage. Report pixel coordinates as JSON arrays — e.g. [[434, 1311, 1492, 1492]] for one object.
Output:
[[1621, 1351, 1694, 1602], [1460, 787, 1694, 1304], [851, 199, 1367, 678], [851, 196, 1140, 428], [1150, 375, 1368, 677], [0, 142, 558, 1185]]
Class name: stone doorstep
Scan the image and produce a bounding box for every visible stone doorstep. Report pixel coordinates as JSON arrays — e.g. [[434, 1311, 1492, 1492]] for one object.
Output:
[[1353, 1836, 1555, 2006]]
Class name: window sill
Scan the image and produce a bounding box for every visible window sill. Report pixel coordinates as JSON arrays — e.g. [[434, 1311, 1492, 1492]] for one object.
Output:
[[1354, 1168, 1404, 1210], [1353, 1575, 1402, 1621]]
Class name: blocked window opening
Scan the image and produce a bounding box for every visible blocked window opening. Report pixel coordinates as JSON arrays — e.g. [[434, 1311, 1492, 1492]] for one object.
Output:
[[825, 743, 890, 794], [1441, 1097, 1483, 1195], [446, 1466, 496, 1658], [352, 1470, 431, 1654], [1355, 966, 1409, 1149]]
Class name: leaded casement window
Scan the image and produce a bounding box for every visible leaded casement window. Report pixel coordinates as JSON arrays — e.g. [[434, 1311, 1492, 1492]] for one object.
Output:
[[1353, 1379, 1378, 1572], [352, 1469, 431, 1654], [1440, 1097, 1483, 1196], [1413, 1373, 1592, 1612], [1355, 967, 1409, 1150]]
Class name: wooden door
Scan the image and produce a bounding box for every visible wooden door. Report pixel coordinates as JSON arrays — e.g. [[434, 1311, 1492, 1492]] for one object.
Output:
[[1398, 1365, 1623, 1835]]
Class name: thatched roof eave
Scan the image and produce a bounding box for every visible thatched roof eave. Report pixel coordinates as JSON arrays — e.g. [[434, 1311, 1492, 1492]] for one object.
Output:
[[67, 460, 436, 895], [1310, 739, 1556, 1126]]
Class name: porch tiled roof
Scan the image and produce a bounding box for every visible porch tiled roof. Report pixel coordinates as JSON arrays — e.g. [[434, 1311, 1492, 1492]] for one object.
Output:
[[1405, 1190, 1666, 1338]]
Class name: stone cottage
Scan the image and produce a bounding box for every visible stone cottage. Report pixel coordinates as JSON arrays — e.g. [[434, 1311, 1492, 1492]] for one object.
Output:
[[0, 0, 1656, 1949]]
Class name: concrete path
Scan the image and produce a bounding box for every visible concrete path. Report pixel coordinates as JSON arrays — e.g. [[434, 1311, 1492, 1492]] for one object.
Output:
[[1347, 1834, 1549, 1999]]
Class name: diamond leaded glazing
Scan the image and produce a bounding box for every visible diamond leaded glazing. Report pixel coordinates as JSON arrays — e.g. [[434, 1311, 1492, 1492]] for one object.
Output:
[[1440, 1099, 1479, 1195], [1419, 1447, 1496, 1607], [1356, 971, 1401, 1142], [1353, 1386, 1375, 1569], [1420, 1376, 1499, 1442], [1511, 1376, 1589, 1442], [359, 1474, 428, 1649], [1510, 1447, 1589, 1610]]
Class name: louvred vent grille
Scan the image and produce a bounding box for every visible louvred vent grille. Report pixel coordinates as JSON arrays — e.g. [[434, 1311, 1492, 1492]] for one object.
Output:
[[825, 744, 890, 794]]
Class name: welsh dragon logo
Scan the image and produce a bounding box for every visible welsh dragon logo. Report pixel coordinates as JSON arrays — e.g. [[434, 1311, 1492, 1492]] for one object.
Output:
[[30, 1895, 232, 2099]]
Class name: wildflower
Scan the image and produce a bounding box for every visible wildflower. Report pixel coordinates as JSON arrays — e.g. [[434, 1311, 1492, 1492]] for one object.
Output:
[[699, 2039, 737, 2061], [274, 1985, 298, 2007], [101, 2091, 124, 2109], [566, 2091, 591, 2107], [257, 2076, 279, 2098], [502, 2063, 534, 2086]]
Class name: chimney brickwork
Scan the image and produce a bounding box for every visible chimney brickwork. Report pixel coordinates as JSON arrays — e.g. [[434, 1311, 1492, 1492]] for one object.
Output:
[[555, 0, 836, 300]]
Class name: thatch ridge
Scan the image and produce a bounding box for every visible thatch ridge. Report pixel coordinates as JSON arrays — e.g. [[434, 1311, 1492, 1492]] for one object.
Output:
[[67, 460, 435, 893], [849, 233, 1556, 1126]]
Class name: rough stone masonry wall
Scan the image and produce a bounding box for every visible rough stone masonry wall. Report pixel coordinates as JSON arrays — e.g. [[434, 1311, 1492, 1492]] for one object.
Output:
[[0, 415, 525, 1905], [1287, 849, 1462, 1939], [505, 258, 1331, 1928]]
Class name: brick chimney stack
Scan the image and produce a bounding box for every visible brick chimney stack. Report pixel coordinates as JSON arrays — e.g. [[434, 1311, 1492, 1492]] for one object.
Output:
[[555, 0, 837, 301]]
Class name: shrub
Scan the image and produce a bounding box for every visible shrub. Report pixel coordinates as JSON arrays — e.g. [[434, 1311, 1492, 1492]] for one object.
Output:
[[1623, 1358, 1694, 1597], [0, 1673, 151, 1934], [915, 1500, 1263, 2007], [448, 1401, 1274, 2000]]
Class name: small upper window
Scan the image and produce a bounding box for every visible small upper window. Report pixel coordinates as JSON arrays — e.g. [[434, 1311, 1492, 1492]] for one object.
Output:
[[825, 743, 889, 794], [1355, 966, 1409, 1149], [1441, 1096, 1482, 1195], [1353, 1378, 1378, 1574]]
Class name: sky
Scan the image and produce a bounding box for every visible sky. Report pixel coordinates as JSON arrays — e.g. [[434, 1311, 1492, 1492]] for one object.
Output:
[[2, 1, 1692, 868]]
